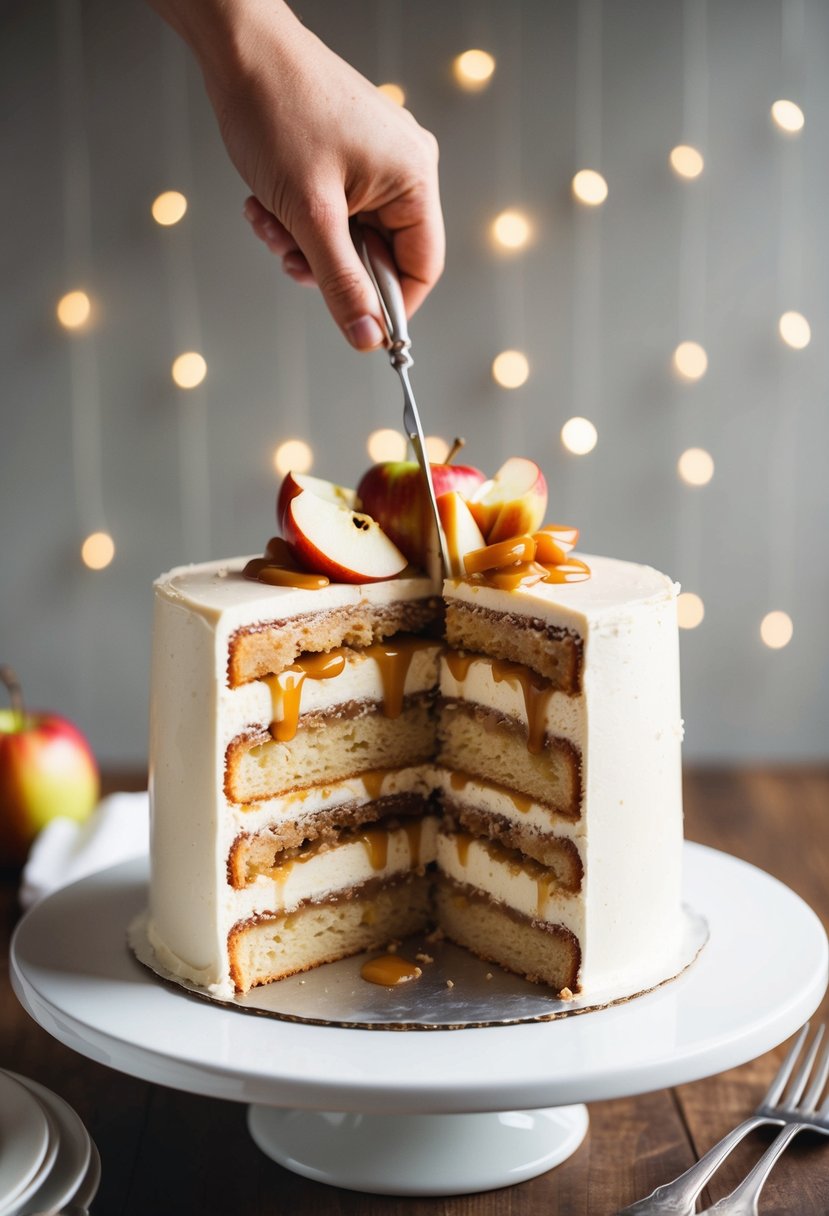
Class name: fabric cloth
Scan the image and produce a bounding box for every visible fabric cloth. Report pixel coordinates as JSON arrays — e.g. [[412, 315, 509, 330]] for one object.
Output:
[[19, 790, 149, 909]]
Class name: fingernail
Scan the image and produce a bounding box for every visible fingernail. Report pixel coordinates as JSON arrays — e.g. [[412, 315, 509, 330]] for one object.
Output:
[[263, 221, 278, 241], [346, 316, 384, 350]]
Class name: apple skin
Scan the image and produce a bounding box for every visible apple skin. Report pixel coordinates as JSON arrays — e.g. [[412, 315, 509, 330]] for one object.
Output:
[[356, 461, 486, 568], [0, 708, 99, 867], [283, 490, 408, 584], [276, 471, 356, 533], [468, 457, 548, 543]]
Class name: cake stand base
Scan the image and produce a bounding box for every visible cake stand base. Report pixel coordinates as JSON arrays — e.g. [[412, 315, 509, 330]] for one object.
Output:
[[247, 1104, 590, 1196]]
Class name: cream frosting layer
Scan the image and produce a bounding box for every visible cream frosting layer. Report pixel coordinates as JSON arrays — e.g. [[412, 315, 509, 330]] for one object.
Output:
[[432, 769, 583, 843], [439, 655, 585, 747]]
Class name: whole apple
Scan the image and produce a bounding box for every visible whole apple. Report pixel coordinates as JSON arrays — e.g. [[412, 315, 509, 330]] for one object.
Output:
[[357, 459, 486, 568], [0, 666, 99, 868]]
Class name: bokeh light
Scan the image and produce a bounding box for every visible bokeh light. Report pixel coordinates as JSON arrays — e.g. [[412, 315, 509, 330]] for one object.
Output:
[[367, 428, 407, 462], [151, 191, 188, 226], [274, 439, 313, 476], [453, 49, 496, 90], [669, 145, 704, 179], [572, 169, 608, 206], [677, 592, 705, 629], [677, 448, 715, 486], [81, 531, 115, 570], [492, 350, 529, 389], [378, 83, 406, 106], [771, 99, 805, 133], [761, 610, 793, 649], [778, 311, 811, 350], [57, 290, 91, 330], [171, 352, 207, 388], [425, 435, 450, 462], [561, 417, 598, 455], [673, 341, 708, 381], [491, 209, 532, 251]]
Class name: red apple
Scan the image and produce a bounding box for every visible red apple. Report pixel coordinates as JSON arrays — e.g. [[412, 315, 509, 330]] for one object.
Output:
[[436, 491, 486, 578], [277, 471, 356, 532], [0, 667, 99, 868], [468, 457, 548, 543], [283, 490, 408, 584], [356, 460, 486, 568]]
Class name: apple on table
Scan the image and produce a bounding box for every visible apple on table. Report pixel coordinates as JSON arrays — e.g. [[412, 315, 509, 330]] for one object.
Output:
[[0, 666, 99, 868]]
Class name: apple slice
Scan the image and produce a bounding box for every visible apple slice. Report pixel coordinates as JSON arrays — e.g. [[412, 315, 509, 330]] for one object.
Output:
[[533, 526, 580, 565], [468, 458, 548, 543], [436, 491, 486, 578], [283, 490, 408, 584], [277, 471, 356, 532]]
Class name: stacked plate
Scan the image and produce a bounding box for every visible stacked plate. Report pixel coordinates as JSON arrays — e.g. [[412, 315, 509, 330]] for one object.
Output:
[[0, 1072, 100, 1215]]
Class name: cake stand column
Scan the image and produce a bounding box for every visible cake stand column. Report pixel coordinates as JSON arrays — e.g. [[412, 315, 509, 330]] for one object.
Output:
[[247, 1104, 590, 1196]]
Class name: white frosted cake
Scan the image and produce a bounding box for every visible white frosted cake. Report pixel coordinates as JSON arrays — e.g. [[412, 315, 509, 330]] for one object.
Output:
[[148, 547, 684, 1000]]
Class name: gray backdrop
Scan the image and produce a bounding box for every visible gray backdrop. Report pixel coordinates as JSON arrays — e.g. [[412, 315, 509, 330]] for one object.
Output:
[[1, 0, 827, 765]]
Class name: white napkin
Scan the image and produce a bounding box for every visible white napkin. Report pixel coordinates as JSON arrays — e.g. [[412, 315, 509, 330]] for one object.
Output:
[[19, 790, 150, 909]]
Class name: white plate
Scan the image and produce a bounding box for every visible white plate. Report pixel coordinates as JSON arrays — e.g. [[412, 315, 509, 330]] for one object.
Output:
[[0, 1073, 50, 1216], [10, 843, 828, 1113], [5, 1074, 92, 1216]]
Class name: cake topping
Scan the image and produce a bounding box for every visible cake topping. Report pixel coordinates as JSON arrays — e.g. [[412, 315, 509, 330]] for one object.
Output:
[[244, 537, 331, 590]]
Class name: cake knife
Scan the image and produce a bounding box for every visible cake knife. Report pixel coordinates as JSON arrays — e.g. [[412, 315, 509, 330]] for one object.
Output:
[[352, 223, 451, 582]]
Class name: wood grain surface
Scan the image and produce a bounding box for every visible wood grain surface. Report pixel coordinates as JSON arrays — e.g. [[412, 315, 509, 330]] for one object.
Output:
[[1, 767, 827, 1216]]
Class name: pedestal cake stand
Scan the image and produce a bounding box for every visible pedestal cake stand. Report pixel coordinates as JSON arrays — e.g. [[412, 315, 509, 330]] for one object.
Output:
[[11, 842, 828, 1197]]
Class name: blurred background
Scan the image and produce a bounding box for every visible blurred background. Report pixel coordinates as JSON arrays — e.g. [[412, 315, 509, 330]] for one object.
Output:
[[1, 0, 826, 767]]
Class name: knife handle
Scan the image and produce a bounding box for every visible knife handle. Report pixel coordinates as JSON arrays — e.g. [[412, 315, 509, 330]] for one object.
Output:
[[351, 222, 413, 371]]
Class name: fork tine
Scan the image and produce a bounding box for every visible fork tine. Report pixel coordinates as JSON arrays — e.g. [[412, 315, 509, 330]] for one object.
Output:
[[802, 1027, 829, 1110], [762, 1021, 810, 1106], [783, 1023, 824, 1107]]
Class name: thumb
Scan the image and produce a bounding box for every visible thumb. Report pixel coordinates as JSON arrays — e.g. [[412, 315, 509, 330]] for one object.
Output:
[[290, 197, 386, 351]]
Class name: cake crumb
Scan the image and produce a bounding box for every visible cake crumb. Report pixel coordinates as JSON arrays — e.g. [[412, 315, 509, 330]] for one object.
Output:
[[299, 979, 306, 985], [485, 972, 493, 981], [386, 939, 400, 953], [425, 927, 445, 944], [559, 987, 574, 1002], [445, 979, 454, 989], [415, 952, 434, 965]]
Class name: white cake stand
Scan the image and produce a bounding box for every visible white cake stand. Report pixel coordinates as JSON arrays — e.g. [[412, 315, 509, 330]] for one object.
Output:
[[11, 843, 828, 1197]]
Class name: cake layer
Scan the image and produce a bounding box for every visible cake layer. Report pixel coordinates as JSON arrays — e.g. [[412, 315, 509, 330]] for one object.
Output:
[[226, 697, 436, 803], [444, 602, 582, 691], [434, 877, 580, 993], [441, 805, 582, 892], [438, 703, 580, 817], [432, 769, 583, 839], [229, 873, 433, 990]]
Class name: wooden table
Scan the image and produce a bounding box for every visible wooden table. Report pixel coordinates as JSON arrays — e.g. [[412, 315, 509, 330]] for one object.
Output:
[[2, 768, 827, 1215]]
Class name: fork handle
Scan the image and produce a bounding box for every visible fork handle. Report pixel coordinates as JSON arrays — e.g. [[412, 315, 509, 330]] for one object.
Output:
[[696, 1122, 803, 1215], [618, 1116, 769, 1215]]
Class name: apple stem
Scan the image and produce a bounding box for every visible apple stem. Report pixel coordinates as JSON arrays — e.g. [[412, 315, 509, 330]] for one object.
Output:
[[0, 665, 25, 730], [445, 437, 466, 465]]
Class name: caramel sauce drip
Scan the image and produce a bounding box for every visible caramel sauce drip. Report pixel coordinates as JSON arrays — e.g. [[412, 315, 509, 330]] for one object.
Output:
[[360, 827, 390, 870], [509, 790, 533, 813], [243, 540, 330, 590], [363, 635, 435, 719], [449, 770, 469, 792], [361, 769, 390, 800], [267, 650, 347, 742], [444, 649, 477, 682], [360, 955, 422, 986], [490, 658, 553, 755], [446, 770, 533, 813], [452, 832, 554, 915], [454, 833, 472, 866], [402, 818, 424, 864]]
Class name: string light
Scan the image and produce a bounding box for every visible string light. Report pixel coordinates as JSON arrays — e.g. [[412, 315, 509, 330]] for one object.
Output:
[[677, 592, 705, 629], [57, 290, 91, 330], [425, 436, 449, 462], [81, 531, 115, 570], [677, 447, 714, 486], [492, 350, 529, 389], [561, 417, 598, 455], [572, 169, 608, 206], [378, 83, 406, 106], [274, 439, 313, 475], [669, 145, 704, 179], [771, 99, 804, 134], [672, 340, 708, 381], [760, 610, 793, 649], [152, 191, 188, 226], [367, 429, 407, 462], [778, 310, 811, 349], [491, 209, 532, 251], [453, 49, 496, 90], [171, 352, 207, 388]]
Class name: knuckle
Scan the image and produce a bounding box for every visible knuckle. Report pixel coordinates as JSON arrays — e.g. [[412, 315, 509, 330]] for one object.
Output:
[[318, 266, 365, 305]]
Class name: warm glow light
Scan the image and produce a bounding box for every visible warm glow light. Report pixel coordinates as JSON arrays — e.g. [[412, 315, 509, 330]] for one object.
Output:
[[492, 350, 529, 389], [778, 310, 811, 349], [378, 82, 406, 106], [491, 209, 532, 250], [673, 340, 708, 381], [771, 99, 805, 133], [56, 290, 91, 329], [425, 435, 449, 462], [678, 447, 715, 486], [152, 190, 188, 226], [81, 531, 115, 570], [561, 416, 598, 455], [453, 49, 496, 90], [760, 610, 793, 649], [670, 144, 704, 179], [677, 592, 705, 629], [171, 352, 207, 388], [572, 169, 608, 206], [274, 439, 313, 475], [367, 428, 407, 462]]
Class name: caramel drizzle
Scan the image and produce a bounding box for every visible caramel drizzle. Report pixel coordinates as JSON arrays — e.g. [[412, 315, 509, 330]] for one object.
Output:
[[448, 769, 533, 813], [444, 654, 553, 756], [360, 955, 422, 986], [363, 636, 436, 719], [450, 831, 557, 917]]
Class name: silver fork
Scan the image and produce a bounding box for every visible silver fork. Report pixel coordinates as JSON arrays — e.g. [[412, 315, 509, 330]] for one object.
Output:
[[619, 1022, 829, 1215]]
